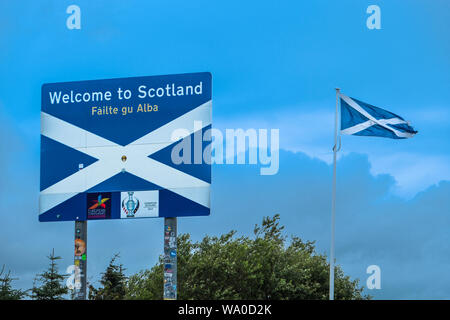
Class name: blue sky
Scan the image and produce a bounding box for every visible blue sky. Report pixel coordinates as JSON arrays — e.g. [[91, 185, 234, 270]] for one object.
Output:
[[0, 0, 449, 299]]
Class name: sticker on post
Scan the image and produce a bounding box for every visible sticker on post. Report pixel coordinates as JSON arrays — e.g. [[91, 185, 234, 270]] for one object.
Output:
[[74, 239, 86, 256]]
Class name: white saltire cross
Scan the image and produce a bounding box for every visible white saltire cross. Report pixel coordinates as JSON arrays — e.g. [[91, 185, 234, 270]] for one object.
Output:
[[40, 101, 211, 215]]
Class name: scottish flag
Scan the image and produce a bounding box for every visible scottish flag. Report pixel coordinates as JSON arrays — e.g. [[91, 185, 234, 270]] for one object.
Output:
[[340, 94, 417, 139]]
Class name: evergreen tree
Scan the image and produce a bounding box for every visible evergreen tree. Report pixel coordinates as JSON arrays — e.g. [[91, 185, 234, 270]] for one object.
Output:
[[0, 265, 28, 300], [89, 254, 127, 300], [31, 249, 68, 300]]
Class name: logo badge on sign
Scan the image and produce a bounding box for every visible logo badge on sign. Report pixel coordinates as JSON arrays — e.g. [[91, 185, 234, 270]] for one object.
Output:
[[87, 193, 111, 219], [122, 192, 140, 217], [120, 190, 159, 218]]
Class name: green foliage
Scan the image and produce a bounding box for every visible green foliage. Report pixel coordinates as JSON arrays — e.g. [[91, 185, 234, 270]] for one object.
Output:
[[126, 264, 163, 300], [31, 249, 68, 300], [0, 265, 28, 300], [126, 214, 369, 300], [89, 254, 127, 300]]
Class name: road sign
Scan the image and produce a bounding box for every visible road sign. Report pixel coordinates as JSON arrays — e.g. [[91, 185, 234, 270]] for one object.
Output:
[[40, 72, 212, 222]]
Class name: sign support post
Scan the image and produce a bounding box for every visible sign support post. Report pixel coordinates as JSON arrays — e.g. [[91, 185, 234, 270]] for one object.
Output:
[[163, 217, 177, 300], [74, 220, 87, 300]]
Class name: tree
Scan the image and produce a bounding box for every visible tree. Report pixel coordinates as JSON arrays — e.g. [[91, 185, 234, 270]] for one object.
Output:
[[89, 254, 127, 300], [0, 265, 28, 300], [126, 215, 369, 300], [31, 249, 68, 300]]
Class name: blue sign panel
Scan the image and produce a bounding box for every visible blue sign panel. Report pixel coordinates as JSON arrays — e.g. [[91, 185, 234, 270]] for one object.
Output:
[[40, 72, 212, 222]]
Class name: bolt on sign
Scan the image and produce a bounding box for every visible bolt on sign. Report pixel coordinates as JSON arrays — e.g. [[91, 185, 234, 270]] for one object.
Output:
[[39, 72, 212, 222]]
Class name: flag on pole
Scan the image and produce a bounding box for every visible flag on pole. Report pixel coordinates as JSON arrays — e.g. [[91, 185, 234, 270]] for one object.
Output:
[[329, 90, 417, 300], [340, 93, 417, 139]]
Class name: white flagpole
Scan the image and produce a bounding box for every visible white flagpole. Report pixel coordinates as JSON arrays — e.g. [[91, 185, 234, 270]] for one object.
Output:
[[330, 88, 340, 300]]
